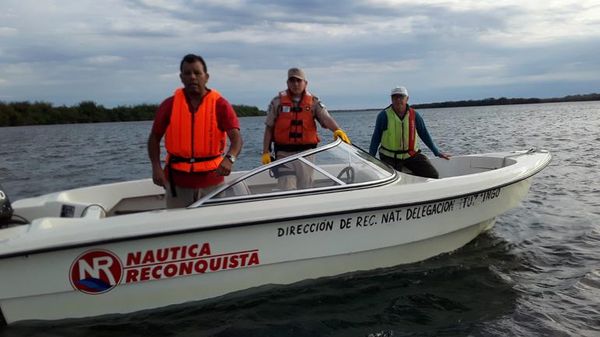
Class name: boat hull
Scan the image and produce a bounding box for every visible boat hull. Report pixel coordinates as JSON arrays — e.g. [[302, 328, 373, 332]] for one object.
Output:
[[0, 177, 532, 324]]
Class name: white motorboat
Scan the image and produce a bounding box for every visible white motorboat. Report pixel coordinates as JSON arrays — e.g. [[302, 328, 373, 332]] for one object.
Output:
[[0, 140, 551, 325]]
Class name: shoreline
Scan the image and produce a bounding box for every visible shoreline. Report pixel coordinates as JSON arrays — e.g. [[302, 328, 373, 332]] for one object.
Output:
[[2, 94, 598, 127], [330, 94, 600, 112]]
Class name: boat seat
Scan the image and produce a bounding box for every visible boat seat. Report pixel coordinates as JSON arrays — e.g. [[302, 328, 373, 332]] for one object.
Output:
[[222, 181, 251, 197]]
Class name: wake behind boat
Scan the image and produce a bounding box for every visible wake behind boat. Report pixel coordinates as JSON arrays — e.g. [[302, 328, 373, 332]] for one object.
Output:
[[0, 140, 550, 325]]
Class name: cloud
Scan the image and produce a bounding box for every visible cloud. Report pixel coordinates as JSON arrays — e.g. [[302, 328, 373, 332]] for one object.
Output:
[[85, 55, 125, 65], [0, 0, 598, 108], [0, 27, 18, 37]]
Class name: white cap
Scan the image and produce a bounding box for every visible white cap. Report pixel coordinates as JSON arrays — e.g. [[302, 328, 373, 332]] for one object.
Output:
[[390, 86, 408, 96]]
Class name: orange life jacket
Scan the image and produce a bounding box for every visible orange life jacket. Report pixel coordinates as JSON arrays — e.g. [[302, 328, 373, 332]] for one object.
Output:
[[165, 88, 226, 173], [273, 90, 319, 150]]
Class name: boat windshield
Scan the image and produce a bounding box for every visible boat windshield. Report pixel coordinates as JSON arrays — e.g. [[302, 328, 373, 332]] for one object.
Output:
[[190, 140, 396, 207]]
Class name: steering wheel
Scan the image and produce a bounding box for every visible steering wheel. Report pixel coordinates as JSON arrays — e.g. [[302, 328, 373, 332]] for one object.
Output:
[[336, 166, 355, 184]]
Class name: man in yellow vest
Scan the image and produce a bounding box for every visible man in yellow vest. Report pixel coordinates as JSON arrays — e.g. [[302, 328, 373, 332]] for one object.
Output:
[[148, 54, 243, 208], [369, 86, 450, 178], [261, 67, 350, 190]]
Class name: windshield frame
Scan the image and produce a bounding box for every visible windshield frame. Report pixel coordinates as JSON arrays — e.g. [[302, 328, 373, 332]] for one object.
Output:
[[188, 139, 397, 208]]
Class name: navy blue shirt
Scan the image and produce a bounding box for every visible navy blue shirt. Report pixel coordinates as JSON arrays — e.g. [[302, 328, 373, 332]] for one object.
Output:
[[369, 105, 441, 157]]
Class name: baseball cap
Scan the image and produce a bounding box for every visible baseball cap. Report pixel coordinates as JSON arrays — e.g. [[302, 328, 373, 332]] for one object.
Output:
[[288, 68, 306, 81], [390, 86, 408, 96]]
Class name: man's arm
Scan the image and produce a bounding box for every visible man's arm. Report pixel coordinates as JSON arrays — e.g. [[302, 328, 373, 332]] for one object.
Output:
[[147, 98, 172, 187], [261, 98, 279, 164], [216, 128, 243, 176], [215, 98, 243, 175], [415, 112, 450, 159], [320, 113, 341, 132], [148, 132, 167, 187], [312, 98, 352, 143], [227, 128, 243, 158], [369, 110, 387, 156], [263, 126, 274, 154], [314, 99, 341, 132]]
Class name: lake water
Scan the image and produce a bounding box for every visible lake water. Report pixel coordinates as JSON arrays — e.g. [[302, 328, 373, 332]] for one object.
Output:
[[1, 101, 599, 336]]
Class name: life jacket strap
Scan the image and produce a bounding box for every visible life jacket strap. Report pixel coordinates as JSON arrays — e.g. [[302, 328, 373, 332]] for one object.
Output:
[[166, 154, 222, 197], [169, 154, 221, 164], [380, 146, 420, 158]]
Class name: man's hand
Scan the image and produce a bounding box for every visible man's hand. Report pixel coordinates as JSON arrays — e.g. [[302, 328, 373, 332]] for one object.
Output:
[[216, 158, 233, 176], [151, 167, 167, 187], [438, 153, 451, 160]]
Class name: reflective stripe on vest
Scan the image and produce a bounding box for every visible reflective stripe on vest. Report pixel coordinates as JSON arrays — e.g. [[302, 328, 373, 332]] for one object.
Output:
[[379, 106, 419, 160], [273, 90, 319, 148], [165, 88, 226, 172]]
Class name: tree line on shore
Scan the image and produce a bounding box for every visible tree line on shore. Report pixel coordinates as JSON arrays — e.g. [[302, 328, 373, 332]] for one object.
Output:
[[0, 101, 265, 127], [411, 93, 600, 109], [1, 92, 598, 127]]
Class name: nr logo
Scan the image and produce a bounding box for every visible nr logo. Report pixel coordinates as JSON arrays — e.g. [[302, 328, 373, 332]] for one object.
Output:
[[70, 249, 123, 294]]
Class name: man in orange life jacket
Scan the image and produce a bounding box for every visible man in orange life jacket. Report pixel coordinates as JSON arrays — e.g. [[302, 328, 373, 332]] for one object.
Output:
[[148, 54, 243, 208], [369, 86, 450, 179], [262, 68, 350, 190]]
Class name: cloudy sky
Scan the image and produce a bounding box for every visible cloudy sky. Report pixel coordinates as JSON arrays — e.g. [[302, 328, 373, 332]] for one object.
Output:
[[1, 0, 599, 110]]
